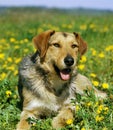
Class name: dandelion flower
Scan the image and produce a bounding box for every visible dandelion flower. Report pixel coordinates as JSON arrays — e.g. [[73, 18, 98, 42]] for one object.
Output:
[[81, 128, 86, 130], [92, 80, 99, 87], [78, 64, 85, 70], [90, 73, 96, 78], [95, 115, 104, 122], [6, 90, 12, 97], [98, 52, 105, 58], [80, 24, 87, 30], [80, 55, 87, 63], [102, 83, 109, 89], [0, 73, 7, 80], [66, 119, 73, 125], [0, 53, 5, 59]]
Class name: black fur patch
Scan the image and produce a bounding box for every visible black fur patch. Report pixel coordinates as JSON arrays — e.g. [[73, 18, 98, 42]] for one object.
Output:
[[62, 32, 67, 37], [31, 50, 40, 63]]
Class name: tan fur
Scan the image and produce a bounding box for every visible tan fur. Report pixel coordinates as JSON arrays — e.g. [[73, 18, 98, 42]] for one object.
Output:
[[17, 30, 106, 130]]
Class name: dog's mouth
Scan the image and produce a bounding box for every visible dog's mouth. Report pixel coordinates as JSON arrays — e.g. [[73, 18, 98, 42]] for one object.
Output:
[[60, 68, 71, 80], [54, 65, 71, 81]]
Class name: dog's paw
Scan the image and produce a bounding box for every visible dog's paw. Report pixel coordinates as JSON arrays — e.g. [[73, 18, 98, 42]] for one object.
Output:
[[52, 108, 74, 129]]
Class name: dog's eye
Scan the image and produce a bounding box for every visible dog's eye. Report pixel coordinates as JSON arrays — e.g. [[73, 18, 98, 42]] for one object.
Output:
[[71, 44, 78, 49], [53, 43, 60, 48]]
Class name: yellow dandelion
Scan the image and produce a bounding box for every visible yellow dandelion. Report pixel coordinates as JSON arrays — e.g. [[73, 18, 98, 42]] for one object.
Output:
[[80, 24, 87, 30], [10, 37, 16, 43], [92, 80, 99, 87], [76, 105, 80, 111], [80, 55, 87, 63], [24, 38, 29, 43], [90, 73, 96, 78], [96, 105, 104, 114], [0, 53, 5, 59], [90, 48, 97, 56], [14, 45, 19, 49], [89, 23, 96, 29], [0, 73, 7, 80], [7, 57, 13, 62], [14, 70, 18, 76], [102, 83, 109, 89], [66, 119, 73, 125], [95, 115, 104, 122], [86, 102, 92, 107], [81, 128, 86, 130], [103, 26, 109, 33], [102, 127, 108, 130], [78, 64, 85, 70], [98, 52, 105, 58], [37, 28, 44, 33], [105, 45, 113, 51], [15, 58, 21, 64], [6, 90, 12, 97], [7, 65, 15, 71]]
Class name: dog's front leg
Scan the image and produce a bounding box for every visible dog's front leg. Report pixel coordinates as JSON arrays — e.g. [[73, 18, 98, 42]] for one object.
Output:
[[17, 110, 36, 130], [52, 107, 74, 129]]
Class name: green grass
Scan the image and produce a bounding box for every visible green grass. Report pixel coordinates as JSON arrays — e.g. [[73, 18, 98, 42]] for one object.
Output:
[[0, 7, 113, 130]]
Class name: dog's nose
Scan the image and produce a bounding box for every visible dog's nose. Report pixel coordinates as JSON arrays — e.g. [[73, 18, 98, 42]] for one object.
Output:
[[64, 55, 74, 66]]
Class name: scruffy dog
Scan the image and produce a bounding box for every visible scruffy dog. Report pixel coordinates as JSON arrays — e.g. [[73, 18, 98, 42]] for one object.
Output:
[[17, 30, 106, 130]]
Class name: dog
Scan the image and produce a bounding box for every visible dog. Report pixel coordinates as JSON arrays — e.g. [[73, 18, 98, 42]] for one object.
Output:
[[17, 30, 106, 130]]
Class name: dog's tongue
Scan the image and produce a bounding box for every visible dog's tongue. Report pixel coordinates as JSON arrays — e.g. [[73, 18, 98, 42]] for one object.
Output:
[[60, 69, 71, 80]]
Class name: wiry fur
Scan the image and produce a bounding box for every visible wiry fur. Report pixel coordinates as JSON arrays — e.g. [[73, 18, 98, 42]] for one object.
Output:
[[17, 30, 106, 130]]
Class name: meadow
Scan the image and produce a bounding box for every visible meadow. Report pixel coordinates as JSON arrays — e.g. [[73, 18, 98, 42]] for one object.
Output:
[[0, 7, 113, 130]]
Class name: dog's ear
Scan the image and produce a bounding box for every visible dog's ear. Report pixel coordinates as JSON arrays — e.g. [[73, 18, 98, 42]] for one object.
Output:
[[73, 32, 87, 56], [33, 30, 55, 61]]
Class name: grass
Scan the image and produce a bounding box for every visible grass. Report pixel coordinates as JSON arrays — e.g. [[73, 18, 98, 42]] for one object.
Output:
[[0, 7, 113, 130]]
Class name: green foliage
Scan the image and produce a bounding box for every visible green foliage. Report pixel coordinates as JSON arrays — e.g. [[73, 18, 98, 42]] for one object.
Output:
[[0, 7, 113, 130]]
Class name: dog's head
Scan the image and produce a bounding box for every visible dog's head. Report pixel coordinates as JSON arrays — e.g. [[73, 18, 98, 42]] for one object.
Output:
[[33, 30, 87, 81]]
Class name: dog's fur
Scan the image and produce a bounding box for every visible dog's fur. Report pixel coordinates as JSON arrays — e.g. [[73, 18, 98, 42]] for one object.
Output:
[[17, 30, 106, 130]]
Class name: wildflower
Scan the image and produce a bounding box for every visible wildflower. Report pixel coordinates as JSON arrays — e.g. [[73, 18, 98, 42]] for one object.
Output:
[[92, 80, 99, 87], [102, 83, 109, 89], [86, 102, 92, 107], [7, 65, 15, 71], [90, 73, 96, 78], [105, 45, 113, 51], [15, 58, 21, 64], [80, 24, 87, 30], [78, 64, 85, 70], [90, 48, 97, 56], [14, 45, 19, 49], [98, 52, 105, 58], [103, 26, 109, 33], [0, 53, 5, 59], [89, 23, 96, 29], [103, 107, 109, 114], [80, 55, 87, 63], [7, 57, 13, 62], [76, 105, 80, 111], [14, 70, 18, 76], [66, 119, 73, 125], [81, 128, 86, 130], [102, 127, 108, 130], [24, 38, 29, 43], [0, 73, 7, 80], [37, 28, 44, 33], [95, 115, 104, 122], [10, 37, 16, 43], [6, 90, 12, 97], [96, 105, 108, 114]]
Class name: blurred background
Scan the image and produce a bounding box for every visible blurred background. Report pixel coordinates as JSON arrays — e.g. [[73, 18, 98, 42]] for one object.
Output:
[[0, 0, 113, 10]]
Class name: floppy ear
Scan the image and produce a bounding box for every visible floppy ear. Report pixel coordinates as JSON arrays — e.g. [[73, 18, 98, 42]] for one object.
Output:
[[73, 32, 87, 56], [33, 30, 55, 61]]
